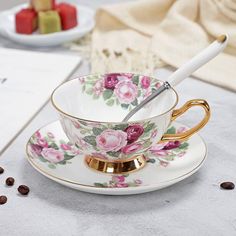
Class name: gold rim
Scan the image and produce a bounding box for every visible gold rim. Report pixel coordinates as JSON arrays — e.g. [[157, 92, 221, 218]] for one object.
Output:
[[25, 121, 208, 189], [50, 73, 179, 124]]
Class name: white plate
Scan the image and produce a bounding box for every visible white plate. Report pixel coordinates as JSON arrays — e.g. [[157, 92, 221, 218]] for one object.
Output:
[[26, 120, 207, 195], [0, 4, 95, 47]]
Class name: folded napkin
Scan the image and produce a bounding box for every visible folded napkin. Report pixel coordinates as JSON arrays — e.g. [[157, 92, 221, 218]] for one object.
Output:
[[91, 0, 236, 91]]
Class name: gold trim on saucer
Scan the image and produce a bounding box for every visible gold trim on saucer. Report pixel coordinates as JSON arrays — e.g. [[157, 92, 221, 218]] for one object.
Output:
[[85, 155, 146, 174]]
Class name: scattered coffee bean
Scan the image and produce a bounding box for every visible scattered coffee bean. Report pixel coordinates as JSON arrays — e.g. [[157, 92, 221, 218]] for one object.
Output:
[[0, 166, 4, 174], [6, 177, 15, 186], [18, 185, 30, 195], [0, 195, 7, 205], [220, 182, 235, 190]]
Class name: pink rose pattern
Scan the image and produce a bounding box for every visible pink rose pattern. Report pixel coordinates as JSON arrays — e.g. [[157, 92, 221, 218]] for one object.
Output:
[[29, 131, 80, 169], [29, 126, 189, 188], [96, 129, 127, 152], [141, 76, 151, 89], [74, 119, 157, 159], [80, 73, 162, 110], [94, 174, 142, 188], [114, 80, 138, 104], [73, 120, 189, 161], [41, 148, 64, 163], [94, 79, 104, 96], [148, 126, 189, 165], [121, 143, 142, 155], [104, 73, 119, 89], [125, 124, 144, 143]]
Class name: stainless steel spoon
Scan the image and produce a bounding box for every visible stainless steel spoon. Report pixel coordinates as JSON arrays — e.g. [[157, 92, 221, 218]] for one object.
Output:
[[122, 35, 228, 122]]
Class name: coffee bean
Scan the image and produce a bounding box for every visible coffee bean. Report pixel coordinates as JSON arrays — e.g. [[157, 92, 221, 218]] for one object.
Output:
[[0, 167, 4, 174], [6, 177, 15, 186], [220, 182, 235, 190], [18, 185, 30, 195], [0, 195, 7, 205]]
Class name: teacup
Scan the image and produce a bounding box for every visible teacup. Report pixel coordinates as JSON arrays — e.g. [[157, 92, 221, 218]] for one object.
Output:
[[51, 73, 210, 174]]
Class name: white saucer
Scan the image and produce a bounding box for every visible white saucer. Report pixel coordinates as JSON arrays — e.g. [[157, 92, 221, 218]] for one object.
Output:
[[26, 120, 207, 195], [0, 4, 94, 47]]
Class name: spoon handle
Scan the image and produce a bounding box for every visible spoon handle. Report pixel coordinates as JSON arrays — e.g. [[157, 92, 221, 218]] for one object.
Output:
[[168, 35, 228, 87], [122, 35, 228, 122]]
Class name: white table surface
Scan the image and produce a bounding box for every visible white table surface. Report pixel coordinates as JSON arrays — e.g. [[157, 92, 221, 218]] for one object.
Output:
[[1, 1, 236, 236]]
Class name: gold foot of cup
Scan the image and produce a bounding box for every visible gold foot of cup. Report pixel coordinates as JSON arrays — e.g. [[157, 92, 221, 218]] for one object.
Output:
[[85, 155, 146, 174]]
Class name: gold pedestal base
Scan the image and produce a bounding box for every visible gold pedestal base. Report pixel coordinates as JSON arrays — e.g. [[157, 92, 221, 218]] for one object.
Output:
[[85, 155, 146, 174]]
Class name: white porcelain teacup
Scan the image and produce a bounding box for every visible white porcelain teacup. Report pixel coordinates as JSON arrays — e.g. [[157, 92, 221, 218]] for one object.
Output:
[[51, 73, 210, 174]]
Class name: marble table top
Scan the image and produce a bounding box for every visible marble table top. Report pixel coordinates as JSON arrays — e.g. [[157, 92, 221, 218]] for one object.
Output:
[[0, 1, 236, 236]]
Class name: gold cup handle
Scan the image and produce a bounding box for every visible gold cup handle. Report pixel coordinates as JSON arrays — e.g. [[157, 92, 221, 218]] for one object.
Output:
[[161, 99, 210, 142]]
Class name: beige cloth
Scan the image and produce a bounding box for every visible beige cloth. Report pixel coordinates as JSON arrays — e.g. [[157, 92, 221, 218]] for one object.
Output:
[[91, 0, 236, 91]]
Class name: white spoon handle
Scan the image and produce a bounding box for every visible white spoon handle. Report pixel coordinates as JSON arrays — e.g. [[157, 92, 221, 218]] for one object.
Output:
[[122, 35, 228, 122], [168, 35, 228, 87]]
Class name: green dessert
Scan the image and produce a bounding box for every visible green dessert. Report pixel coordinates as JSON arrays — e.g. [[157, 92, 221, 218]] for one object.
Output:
[[38, 11, 61, 34]]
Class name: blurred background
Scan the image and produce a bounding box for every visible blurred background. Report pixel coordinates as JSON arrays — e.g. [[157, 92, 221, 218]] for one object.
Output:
[[0, 0, 129, 10], [0, 1, 26, 10]]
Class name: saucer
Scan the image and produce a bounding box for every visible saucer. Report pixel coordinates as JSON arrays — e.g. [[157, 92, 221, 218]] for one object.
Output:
[[26, 120, 207, 195], [0, 4, 94, 47]]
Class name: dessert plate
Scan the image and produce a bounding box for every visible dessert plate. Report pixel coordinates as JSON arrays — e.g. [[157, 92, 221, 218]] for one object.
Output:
[[0, 4, 94, 47], [26, 120, 207, 195]]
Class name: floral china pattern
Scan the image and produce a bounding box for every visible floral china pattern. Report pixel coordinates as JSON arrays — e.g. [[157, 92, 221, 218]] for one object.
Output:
[[146, 126, 189, 166], [28, 127, 189, 188], [29, 131, 80, 169], [94, 175, 142, 188], [71, 119, 158, 160], [93, 126, 190, 188], [79, 73, 162, 110], [29, 126, 189, 176]]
